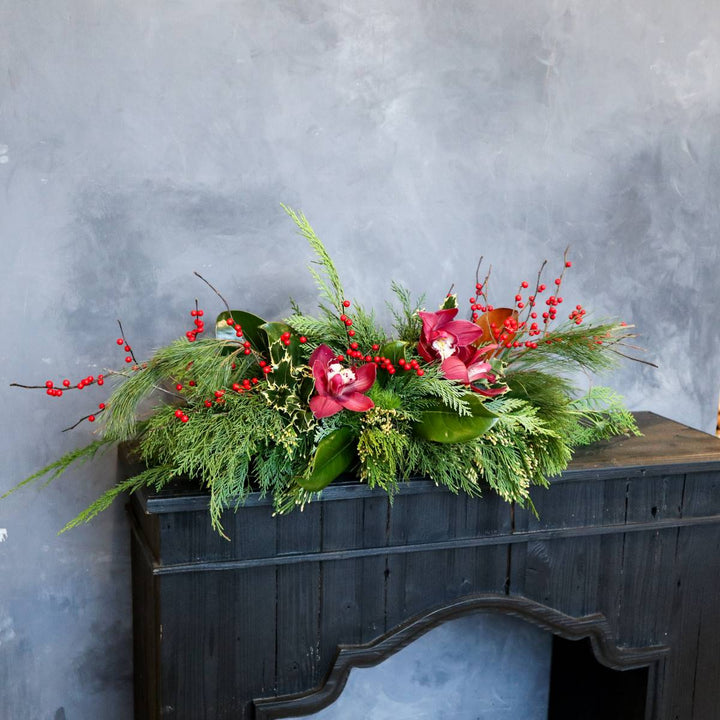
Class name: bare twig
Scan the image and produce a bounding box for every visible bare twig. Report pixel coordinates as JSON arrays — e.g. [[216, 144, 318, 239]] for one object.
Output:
[[117, 319, 138, 364], [194, 271, 231, 314]]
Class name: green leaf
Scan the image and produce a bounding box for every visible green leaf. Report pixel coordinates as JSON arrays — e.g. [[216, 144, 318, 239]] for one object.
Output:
[[260, 321, 301, 365], [297, 427, 356, 491], [216, 310, 268, 354], [379, 341, 408, 366], [440, 294, 458, 310], [413, 392, 498, 443]]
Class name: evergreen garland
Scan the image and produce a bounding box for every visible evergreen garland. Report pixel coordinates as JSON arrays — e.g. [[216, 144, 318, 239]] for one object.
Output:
[[6, 207, 648, 535]]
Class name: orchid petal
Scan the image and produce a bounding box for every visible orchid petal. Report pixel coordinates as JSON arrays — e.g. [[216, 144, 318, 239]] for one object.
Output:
[[340, 392, 375, 413], [467, 361, 493, 384], [443, 319, 484, 347], [348, 363, 377, 394], [309, 395, 344, 418], [471, 385, 508, 397], [312, 359, 329, 394], [309, 344, 336, 367], [440, 356, 470, 384], [417, 339, 435, 363], [418, 308, 458, 337], [328, 373, 345, 396]]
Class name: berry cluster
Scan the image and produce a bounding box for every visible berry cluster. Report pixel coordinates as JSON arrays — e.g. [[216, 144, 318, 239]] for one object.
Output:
[[470, 254, 584, 354], [338, 300, 424, 377], [43, 373, 106, 398], [224, 316, 243, 338], [186, 306, 205, 342]]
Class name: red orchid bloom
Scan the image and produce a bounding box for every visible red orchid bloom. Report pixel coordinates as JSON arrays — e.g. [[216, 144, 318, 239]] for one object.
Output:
[[418, 308, 484, 364], [441, 345, 508, 397], [308, 344, 377, 419]]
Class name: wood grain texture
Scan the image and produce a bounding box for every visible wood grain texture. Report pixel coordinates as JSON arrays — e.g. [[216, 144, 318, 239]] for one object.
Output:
[[129, 415, 720, 719]]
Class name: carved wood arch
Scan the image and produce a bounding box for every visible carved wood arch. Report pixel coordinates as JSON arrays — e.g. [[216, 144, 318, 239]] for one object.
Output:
[[253, 593, 669, 719]]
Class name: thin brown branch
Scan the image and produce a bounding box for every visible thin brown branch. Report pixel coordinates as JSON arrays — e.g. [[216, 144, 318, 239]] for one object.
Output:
[[61, 408, 105, 432], [117, 319, 138, 364], [194, 271, 231, 314], [608, 348, 659, 368]]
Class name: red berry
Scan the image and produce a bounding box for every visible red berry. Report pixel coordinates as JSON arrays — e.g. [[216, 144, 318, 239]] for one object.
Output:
[[299, 336, 307, 343], [174, 409, 183, 418], [348, 329, 356, 337], [521, 281, 529, 288], [416, 369, 424, 376], [371, 344, 379, 351], [343, 300, 351, 307], [554, 278, 561, 285], [98, 403, 105, 410], [204, 400, 212, 407], [176, 384, 183, 391], [88, 415, 96, 422], [226, 318, 234, 326], [538, 284, 546, 292], [116, 338, 123, 345], [339, 314, 347, 322], [45, 380, 53, 388], [565, 261, 572, 268], [181, 415, 189, 423]]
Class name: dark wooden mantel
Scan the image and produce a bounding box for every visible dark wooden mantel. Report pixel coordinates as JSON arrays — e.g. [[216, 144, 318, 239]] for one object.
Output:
[[129, 413, 720, 719]]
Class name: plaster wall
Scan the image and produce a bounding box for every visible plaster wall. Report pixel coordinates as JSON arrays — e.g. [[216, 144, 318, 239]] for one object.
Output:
[[1, 1, 719, 716]]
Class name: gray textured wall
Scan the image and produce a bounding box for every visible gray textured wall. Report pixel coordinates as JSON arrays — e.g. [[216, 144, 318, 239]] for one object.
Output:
[[1, 1, 719, 717]]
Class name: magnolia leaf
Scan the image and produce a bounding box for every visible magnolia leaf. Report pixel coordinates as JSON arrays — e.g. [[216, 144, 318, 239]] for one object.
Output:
[[440, 294, 458, 310], [473, 307, 518, 356], [413, 393, 498, 443], [297, 427, 356, 491], [216, 310, 268, 354], [379, 341, 408, 366]]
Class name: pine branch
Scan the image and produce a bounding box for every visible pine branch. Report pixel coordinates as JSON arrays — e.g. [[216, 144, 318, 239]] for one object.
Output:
[[1, 440, 110, 499], [60, 465, 176, 532]]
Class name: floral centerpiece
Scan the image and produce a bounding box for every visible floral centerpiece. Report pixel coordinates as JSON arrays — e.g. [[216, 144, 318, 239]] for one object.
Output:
[[5, 208, 648, 537]]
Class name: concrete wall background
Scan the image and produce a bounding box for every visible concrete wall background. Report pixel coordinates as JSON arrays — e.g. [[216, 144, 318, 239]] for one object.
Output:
[[1, 1, 719, 717]]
